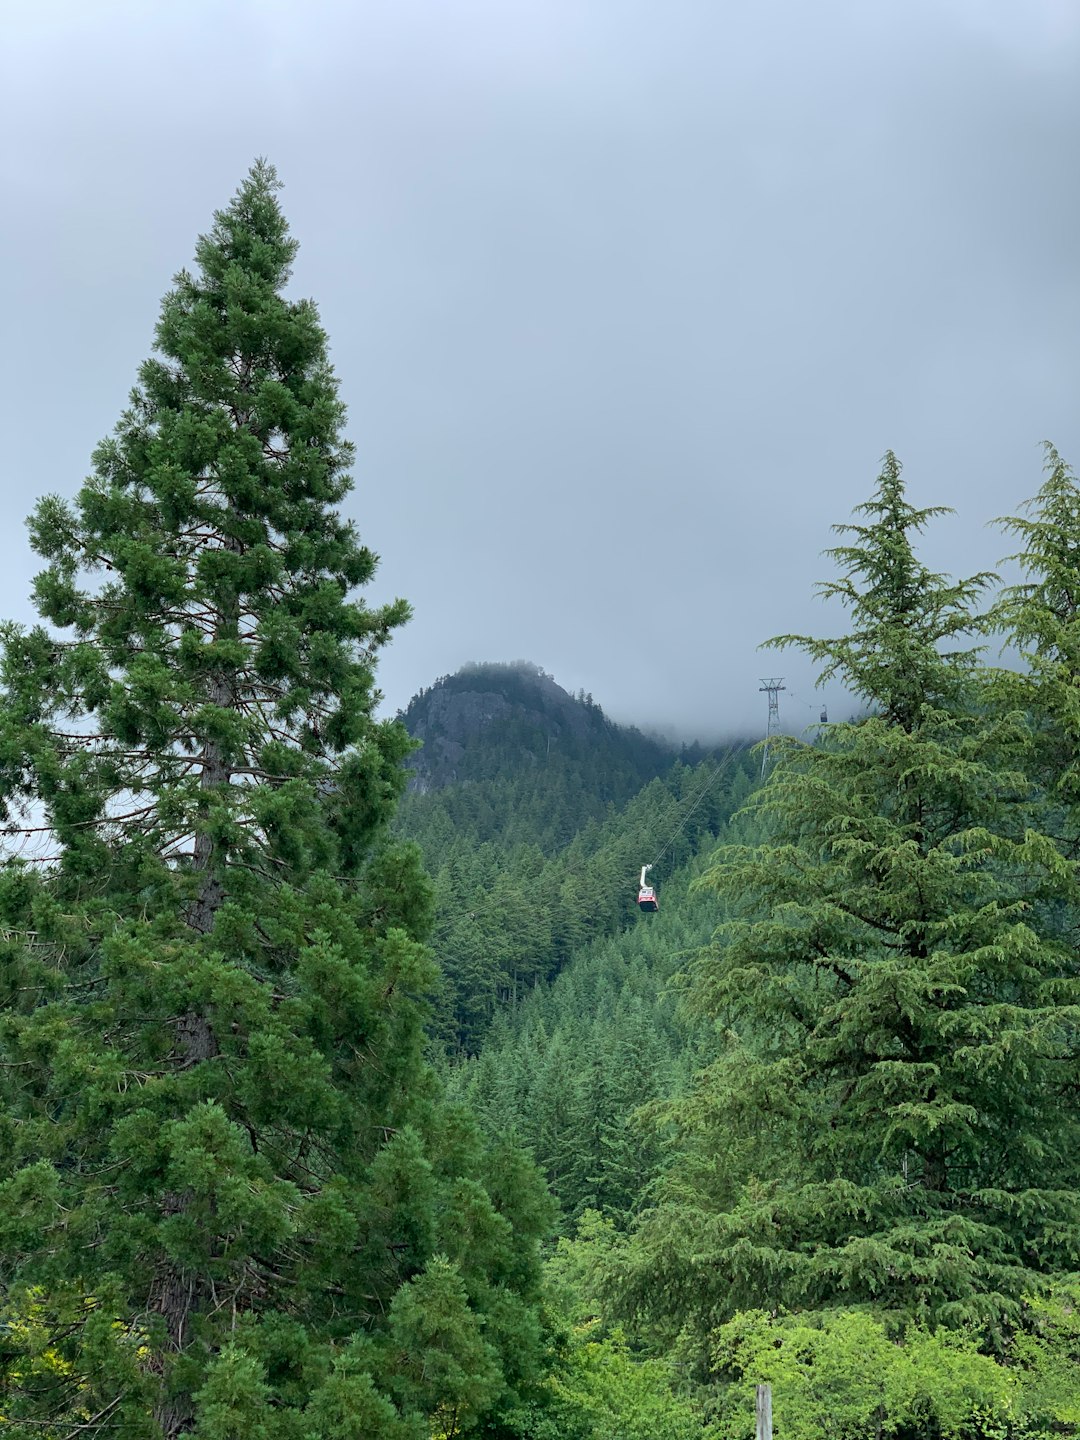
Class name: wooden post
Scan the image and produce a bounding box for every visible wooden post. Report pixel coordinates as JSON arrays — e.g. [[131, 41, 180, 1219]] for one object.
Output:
[[756, 1382, 773, 1440]]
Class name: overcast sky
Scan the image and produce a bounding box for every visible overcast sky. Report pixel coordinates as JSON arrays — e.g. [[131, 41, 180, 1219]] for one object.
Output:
[[3, 0, 1080, 739]]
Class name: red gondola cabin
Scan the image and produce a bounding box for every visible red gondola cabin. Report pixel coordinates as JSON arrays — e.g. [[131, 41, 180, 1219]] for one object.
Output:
[[637, 864, 658, 912]]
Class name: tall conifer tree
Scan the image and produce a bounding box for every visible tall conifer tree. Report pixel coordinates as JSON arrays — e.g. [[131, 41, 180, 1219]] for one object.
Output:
[[618, 455, 1080, 1341], [0, 164, 549, 1436]]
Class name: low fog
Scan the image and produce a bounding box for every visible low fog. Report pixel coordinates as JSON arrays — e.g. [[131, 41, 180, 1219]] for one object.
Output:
[[4, 0, 1079, 741]]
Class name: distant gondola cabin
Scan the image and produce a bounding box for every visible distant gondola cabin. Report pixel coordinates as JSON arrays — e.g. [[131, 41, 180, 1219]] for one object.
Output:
[[636, 865, 659, 912], [637, 883, 658, 912]]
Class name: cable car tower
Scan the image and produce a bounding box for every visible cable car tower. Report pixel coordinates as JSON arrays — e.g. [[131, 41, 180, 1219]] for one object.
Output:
[[759, 677, 785, 777]]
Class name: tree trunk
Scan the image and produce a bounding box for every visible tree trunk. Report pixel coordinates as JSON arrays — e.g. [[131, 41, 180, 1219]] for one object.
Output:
[[154, 653, 235, 1434], [153, 1261, 198, 1437]]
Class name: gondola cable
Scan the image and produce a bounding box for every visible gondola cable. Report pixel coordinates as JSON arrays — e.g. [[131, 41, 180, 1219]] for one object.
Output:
[[636, 742, 741, 912]]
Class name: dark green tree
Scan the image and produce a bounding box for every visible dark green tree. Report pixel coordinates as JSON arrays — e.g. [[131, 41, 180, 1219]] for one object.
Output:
[[0, 164, 550, 1436], [993, 444, 1080, 835], [616, 454, 1080, 1342]]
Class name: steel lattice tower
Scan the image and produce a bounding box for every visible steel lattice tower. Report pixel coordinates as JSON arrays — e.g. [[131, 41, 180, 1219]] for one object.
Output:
[[759, 676, 786, 777]]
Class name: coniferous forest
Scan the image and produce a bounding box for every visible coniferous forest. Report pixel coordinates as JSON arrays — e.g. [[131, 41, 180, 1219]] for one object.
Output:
[[1, 166, 1079, 1438]]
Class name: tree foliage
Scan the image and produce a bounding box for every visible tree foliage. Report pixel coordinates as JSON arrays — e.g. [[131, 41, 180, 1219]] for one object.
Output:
[[0, 163, 551, 1437], [614, 454, 1080, 1342], [711, 1309, 1015, 1440], [993, 444, 1080, 828]]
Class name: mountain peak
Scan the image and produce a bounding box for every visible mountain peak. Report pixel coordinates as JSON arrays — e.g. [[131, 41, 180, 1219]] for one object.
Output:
[[398, 661, 673, 800]]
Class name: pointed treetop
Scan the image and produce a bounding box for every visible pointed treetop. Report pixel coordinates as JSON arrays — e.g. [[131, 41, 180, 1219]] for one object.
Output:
[[192, 158, 296, 289], [766, 451, 996, 727], [995, 442, 1080, 645]]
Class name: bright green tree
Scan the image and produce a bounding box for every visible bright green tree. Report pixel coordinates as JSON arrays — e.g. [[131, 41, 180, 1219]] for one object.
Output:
[[616, 454, 1080, 1342], [710, 1309, 1015, 1440], [0, 163, 550, 1437]]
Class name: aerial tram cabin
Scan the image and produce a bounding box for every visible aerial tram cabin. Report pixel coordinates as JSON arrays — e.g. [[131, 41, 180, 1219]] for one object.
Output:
[[636, 864, 658, 913]]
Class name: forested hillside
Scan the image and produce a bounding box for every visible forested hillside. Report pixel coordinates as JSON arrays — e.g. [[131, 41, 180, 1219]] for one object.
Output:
[[396, 456, 1080, 1439], [395, 663, 756, 1052]]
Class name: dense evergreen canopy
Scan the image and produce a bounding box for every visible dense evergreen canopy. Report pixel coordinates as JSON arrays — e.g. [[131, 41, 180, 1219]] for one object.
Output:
[[615, 455, 1080, 1341], [0, 163, 550, 1438]]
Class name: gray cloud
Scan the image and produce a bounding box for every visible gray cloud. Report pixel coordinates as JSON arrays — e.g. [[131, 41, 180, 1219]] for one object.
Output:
[[3, 0, 1079, 738]]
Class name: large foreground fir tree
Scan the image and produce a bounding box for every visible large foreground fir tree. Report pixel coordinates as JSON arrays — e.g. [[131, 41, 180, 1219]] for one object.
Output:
[[615, 455, 1080, 1346], [0, 164, 550, 1437]]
